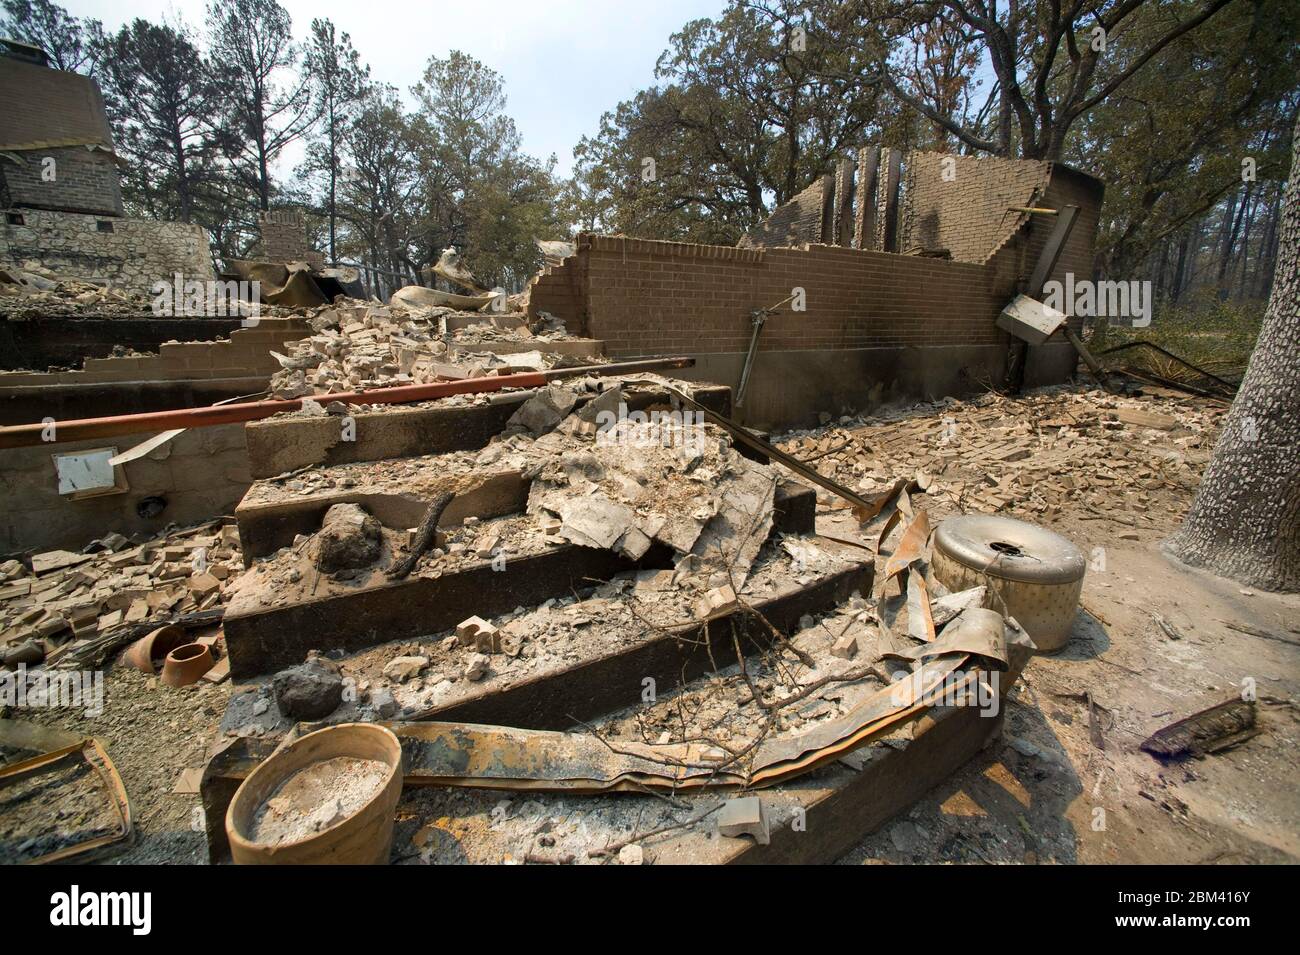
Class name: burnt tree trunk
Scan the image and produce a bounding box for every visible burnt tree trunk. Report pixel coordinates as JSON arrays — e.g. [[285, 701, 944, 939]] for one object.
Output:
[[1165, 117, 1300, 591]]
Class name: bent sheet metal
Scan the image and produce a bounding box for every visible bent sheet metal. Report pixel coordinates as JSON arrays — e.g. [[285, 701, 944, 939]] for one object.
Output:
[[286, 636, 1006, 795]]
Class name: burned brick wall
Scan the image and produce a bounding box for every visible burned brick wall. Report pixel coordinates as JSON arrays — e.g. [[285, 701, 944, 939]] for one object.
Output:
[[0, 319, 308, 386], [555, 234, 1014, 356], [738, 175, 832, 249], [259, 208, 324, 267], [1021, 164, 1106, 289], [0, 55, 124, 217], [736, 148, 1098, 273], [528, 250, 587, 335], [898, 152, 1051, 264], [524, 151, 1101, 427], [0, 146, 124, 217], [0, 209, 214, 293], [0, 316, 312, 435]]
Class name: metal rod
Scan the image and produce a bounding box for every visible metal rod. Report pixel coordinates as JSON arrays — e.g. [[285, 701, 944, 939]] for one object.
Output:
[[735, 311, 767, 408], [734, 293, 798, 408], [658, 383, 900, 520], [0, 357, 696, 449], [1096, 340, 1238, 392]]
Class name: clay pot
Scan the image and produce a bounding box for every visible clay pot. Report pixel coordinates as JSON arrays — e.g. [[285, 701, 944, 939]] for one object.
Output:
[[159, 642, 215, 687], [226, 723, 403, 865], [123, 624, 190, 675]]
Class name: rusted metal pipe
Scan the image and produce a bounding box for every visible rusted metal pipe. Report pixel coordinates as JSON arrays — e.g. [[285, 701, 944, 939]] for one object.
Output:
[[0, 356, 695, 449]]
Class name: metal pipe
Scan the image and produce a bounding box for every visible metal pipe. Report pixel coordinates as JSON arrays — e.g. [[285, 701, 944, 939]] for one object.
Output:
[[735, 310, 767, 408], [0, 356, 695, 449], [656, 383, 901, 521]]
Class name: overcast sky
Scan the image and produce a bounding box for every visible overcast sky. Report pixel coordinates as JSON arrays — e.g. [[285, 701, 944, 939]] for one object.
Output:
[[63, 0, 727, 177]]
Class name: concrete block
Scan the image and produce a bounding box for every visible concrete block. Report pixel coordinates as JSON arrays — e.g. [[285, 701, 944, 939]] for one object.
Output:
[[831, 630, 859, 659], [718, 796, 770, 844], [456, 615, 499, 652]]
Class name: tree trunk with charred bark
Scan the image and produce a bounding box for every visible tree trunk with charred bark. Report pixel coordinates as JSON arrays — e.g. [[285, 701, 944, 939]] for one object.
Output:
[[1165, 118, 1300, 591]]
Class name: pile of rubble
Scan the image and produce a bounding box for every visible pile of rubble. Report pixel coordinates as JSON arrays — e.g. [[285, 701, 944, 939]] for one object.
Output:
[[775, 385, 1222, 528], [0, 521, 242, 670], [215, 371, 858, 737], [0, 262, 152, 318], [446, 312, 571, 347], [4, 370, 1255, 865], [225, 538, 861, 735], [237, 380, 772, 594], [267, 299, 595, 399]]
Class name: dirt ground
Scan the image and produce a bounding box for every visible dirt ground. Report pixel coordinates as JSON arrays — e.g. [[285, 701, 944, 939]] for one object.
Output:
[[836, 538, 1300, 864], [12, 383, 1298, 864], [810, 386, 1300, 865]]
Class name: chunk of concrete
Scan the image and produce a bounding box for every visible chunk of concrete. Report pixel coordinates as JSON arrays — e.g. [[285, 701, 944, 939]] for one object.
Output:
[[570, 385, 623, 435], [695, 584, 737, 619], [315, 502, 382, 574], [456, 615, 500, 651], [474, 533, 501, 559], [507, 383, 577, 435], [370, 687, 399, 718], [464, 653, 490, 681], [187, 572, 221, 599], [617, 843, 644, 865], [830, 631, 859, 659], [382, 655, 428, 683], [552, 497, 638, 551], [2, 639, 44, 666], [931, 586, 986, 628], [717, 796, 770, 845]]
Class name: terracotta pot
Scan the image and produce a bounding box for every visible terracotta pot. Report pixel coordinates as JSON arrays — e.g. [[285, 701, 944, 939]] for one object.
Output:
[[226, 723, 403, 865], [123, 624, 189, 675], [159, 642, 215, 687]]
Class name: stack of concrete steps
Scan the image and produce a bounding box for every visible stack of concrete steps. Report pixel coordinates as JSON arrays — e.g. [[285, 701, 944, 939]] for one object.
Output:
[[199, 378, 1004, 865]]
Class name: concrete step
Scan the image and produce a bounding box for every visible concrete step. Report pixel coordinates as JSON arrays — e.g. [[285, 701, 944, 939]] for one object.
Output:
[[236, 452, 806, 562], [236, 468, 530, 562], [223, 479, 816, 677], [242, 382, 733, 478], [203, 698, 994, 864], [201, 549, 872, 861]]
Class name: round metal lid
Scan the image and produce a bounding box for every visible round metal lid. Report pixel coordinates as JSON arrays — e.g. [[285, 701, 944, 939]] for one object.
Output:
[[933, 514, 1086, 585]]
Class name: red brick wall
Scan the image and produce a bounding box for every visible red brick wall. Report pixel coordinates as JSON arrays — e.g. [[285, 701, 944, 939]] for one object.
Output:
[[569, 234, 1018, 357]]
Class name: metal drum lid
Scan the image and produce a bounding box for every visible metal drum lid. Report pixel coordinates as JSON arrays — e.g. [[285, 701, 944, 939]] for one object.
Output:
[[932, 514, 1085, 585]]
